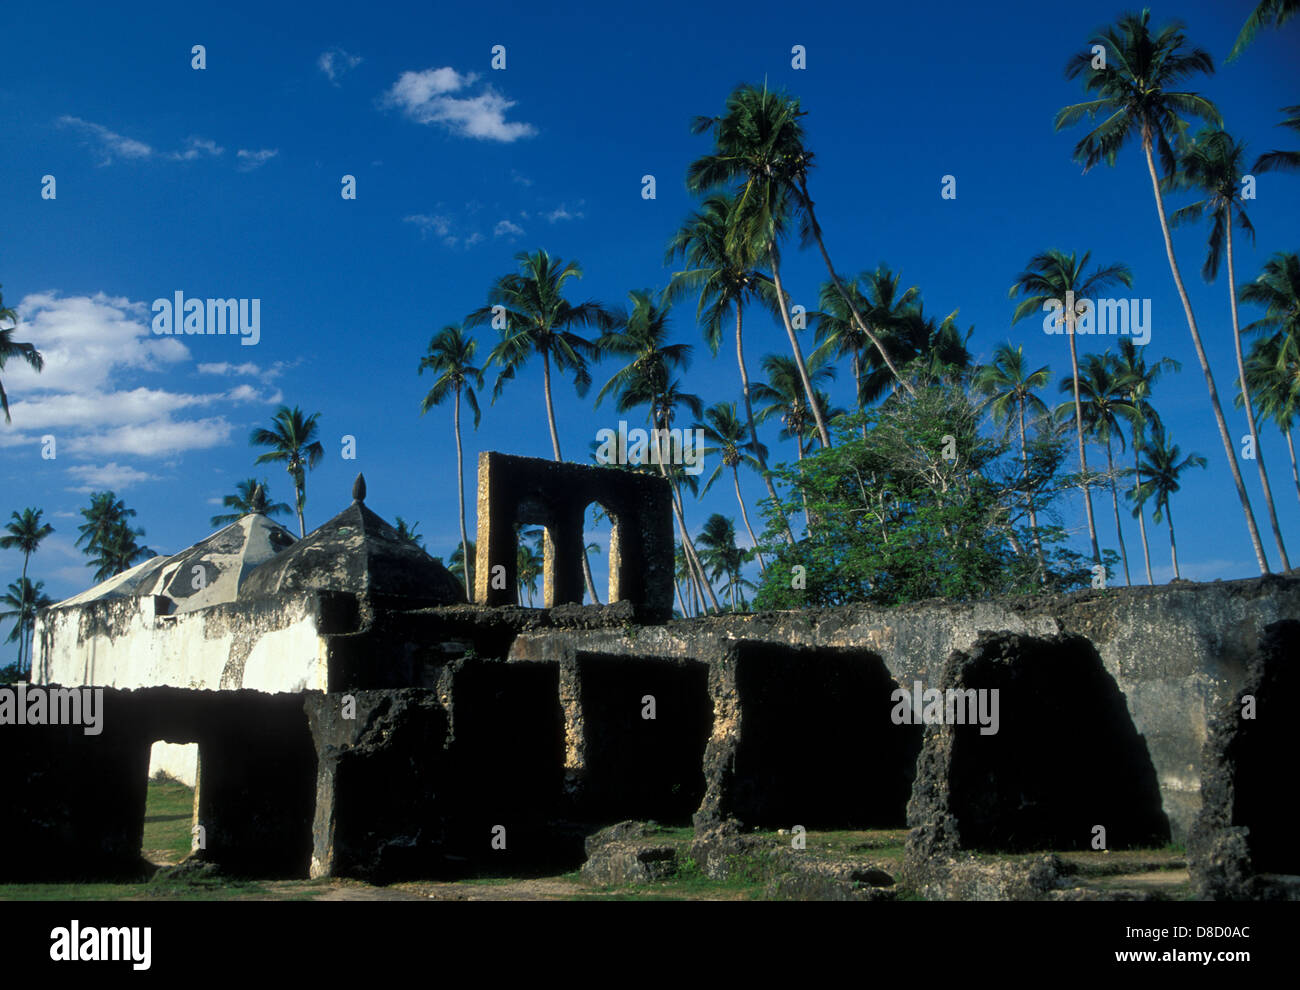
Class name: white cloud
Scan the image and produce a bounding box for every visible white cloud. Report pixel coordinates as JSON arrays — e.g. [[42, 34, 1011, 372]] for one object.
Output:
[[167, 136, 224, 161], [404, 213, 459, 247], [494, 219, 524, 238], [318, 48, 362, 84], [511, 170, 533, 187], [545, 203, 584, 223], [0, 292, 276, 461], [66, 462, 158, 492], [464, 232, 485, 247], [58, 117, 229, 167], [197, 361, 285, 384], [382, 67, 536, 142], [57, 116, 153, 165], [10, 292, 188, 393], [236, 149, 278, 171]]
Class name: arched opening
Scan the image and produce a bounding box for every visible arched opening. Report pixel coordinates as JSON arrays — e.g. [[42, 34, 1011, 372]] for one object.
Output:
[[731, 643, 923, 829], [945, 634, 1169, 852], [1228, 621, 1300, 875]]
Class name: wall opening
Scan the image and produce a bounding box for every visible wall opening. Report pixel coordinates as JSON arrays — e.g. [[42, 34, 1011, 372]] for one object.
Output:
[[733, 643, 922, 829], [1229, 621, 1300, 875], [946, 634, 1169, 852], [140, 739, 199, 868], [576, 653, 712, 825]]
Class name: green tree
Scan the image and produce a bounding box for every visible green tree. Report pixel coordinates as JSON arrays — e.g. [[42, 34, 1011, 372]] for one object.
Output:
[[1227, 0, 1298, 61], [695, 513, 753, 612], [1067, 353, 1138, 585], [394, 517, 425, 549], [596, 290, 719, 612], [468, 249, 615, 602], [974, 342, 1052, 573], [1113, 339, 1180, 584], [1009, 249, 1133, 565], [666, 193, 794, 545], [449, 538, 476, 597], [251, 405, 325, 538], [1056, 11, 1269, 574], [698, 401, 769, 572], [1167, 127, 1289, 569], [0, 507, 54, 673], [2, 578, 52, 677], [76, 492, 152, 582], [210, 479, 292, 527], [0, 285, 44, 424], [419, 324, 485, 602], [1254, 105, 1300, 174], [1241, 334, 1300, 509], [1131, 427, 1208, 581]]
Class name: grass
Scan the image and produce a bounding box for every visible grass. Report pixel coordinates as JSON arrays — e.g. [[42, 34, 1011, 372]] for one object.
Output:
[[142, 777, 196, 863]]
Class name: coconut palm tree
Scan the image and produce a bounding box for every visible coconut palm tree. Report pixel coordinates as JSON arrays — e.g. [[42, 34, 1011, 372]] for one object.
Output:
[[1009, 249, 1133, 565], [812, 265, 921, 419], [1132, 427, 1208, 580], [1056, 11, 1270, 575], [2, 578, 52, 676], [449, 538, 476, 596], [974, 343, 1052, 572], [1228, 0, 1299, 61], [1241, 334, 1300, 509], [596, 291, 719, 612], [1166, 127, 1290, 569], [468, 249, 615, 602], [251, 405, 325, 538], [665, 194, 795, 545], [690, 84, 916, 416], [89, 519, 152, 583], [0, 286, 44, 424], [210, 479, 292, 527], [697, 401, 769, 572], [0, 508, 54, 673], [1113, 339, 1181, 584], [1066, 354, 1139, 585], [419, 324, 485, 602], [695, 514, 751, 612], [76, 491, 151, 580], [1254, 105, 1300, 174], [752, 352, 837, 465], [394, 517, 425, 549], [515, 527, 544, 606]]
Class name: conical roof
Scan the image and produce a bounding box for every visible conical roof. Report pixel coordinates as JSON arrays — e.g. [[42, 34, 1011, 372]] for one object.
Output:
[[55, 513, 297, 612], [239, 481, 464, 605]]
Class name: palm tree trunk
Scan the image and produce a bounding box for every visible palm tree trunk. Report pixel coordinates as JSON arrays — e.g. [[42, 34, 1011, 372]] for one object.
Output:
[[1168, 500, 1180, 581], [731, 465, 765, 571], [1067, 324, 1101, 563], [737, 305, 795, 545], [1286, 428, 1300, 508], [1227, 217, 1290, 570], [1105, 438, 1131, 585], [798, 177, 915, 398], [661, 462, 720, 612], [673, 576, 687, 618], [543, 349, 601, 601], [1143, 139, 1269, 574], [769, 252, 832, 449], [1017, 397, 1046, 579], [1134, 443, 1154, 585], [453, 387, 472, 603], [17, 551, 30, 675], [291, 465, 306, 538], [795, 437, 811, 529]]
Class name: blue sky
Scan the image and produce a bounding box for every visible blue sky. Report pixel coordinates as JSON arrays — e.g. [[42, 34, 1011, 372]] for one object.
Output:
[[1, 0, 1297, 646]]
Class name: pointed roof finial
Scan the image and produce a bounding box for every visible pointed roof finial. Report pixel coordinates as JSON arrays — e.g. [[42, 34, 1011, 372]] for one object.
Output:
[[352, 473, 366, 504], [251, 483, 266, 512]]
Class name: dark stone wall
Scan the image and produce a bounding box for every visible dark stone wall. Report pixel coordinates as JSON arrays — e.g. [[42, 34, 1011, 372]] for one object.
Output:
[[572, 652, 712, 824], [906, 633, 1168, 864], [1189, 620, 1300, 900], [0, 687, 316, 880]]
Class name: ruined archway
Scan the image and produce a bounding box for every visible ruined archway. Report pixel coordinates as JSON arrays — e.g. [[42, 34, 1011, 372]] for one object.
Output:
[[910, 632, 1169, 854]]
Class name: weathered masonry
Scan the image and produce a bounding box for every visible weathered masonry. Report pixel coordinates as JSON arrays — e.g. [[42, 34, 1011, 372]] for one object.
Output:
[[4, 456, 1297, 898]]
